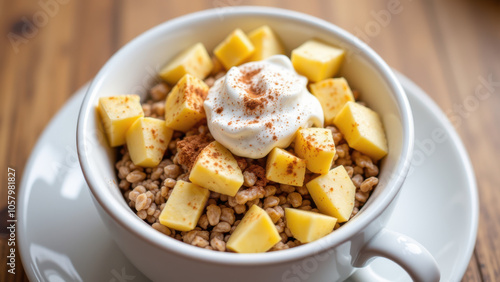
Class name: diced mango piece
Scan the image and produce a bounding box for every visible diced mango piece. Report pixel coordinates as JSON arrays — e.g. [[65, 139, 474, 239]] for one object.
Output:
[[126, 117, 173, 167], [159, 180, 209, 232], [246, 25, 285, 62], [159, 43, 213, 85], [266, 147, 306, 186], [97, 95, 144, 147], [189, 141, 244, 196], [310, 78, 355, 124], [285, 208, 337, 243], [306, 166, 356, 223], [333, 101, 388, 160], [294, 128, 336, 174], [291, 39, 345, 82], [214, 28, 255, 69], [226, 205, 280, 253], [164, 74, 209, 132]]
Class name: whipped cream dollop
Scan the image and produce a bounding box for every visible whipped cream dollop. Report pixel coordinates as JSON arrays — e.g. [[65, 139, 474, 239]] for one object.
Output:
[[204, 55, 324, 158]]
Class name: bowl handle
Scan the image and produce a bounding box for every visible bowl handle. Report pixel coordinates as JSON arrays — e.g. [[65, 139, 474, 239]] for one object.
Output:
[[353, 228, 440, 282]]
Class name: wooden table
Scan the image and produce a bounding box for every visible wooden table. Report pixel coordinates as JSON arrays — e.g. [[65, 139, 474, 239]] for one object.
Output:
[[1, 0, 498, 281]]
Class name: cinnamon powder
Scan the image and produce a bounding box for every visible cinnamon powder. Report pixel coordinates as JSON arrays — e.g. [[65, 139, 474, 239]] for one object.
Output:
[[176, 133, 212, 170], [246, 164, 268, 187], [238, 67, 271, 113]]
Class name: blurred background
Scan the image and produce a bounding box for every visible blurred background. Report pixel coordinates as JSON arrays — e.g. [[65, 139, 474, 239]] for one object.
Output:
[[1, 0, 499, 281]]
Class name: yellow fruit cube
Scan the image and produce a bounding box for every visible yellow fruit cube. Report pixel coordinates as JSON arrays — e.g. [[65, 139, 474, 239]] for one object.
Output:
[[333, 101, 388, 160], [189, 141, 244, 196], [226, 205, 280, 253], [164, 74, 209, 132], [291, 39, 345, 82], [126, 117, 173, 167], [266, 147, 306, 186], [159, 43, 213, 85], [306, 166, 356, 223], [294, 128, 336, 174], [310, 78, 355, 124], [246, 25, 285, 62], [159, 180, 209, 231], [214, 28, 255, 69], [97, 95, 144, 147], [285, 208, 337, 243]]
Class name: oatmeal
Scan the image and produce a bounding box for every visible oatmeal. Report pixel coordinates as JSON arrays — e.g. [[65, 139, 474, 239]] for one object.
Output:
[[98, 25, 387, 253]]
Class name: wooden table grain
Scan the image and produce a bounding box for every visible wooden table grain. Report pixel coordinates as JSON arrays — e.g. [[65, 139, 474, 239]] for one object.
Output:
[[1, 0, 499, 281]]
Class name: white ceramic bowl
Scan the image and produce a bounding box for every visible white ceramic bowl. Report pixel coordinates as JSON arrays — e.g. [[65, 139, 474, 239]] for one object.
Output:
[[77, 7, 440, 282]]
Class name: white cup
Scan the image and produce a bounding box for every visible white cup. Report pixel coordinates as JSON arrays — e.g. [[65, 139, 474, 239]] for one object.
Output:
[[77, 7, 440, 282]]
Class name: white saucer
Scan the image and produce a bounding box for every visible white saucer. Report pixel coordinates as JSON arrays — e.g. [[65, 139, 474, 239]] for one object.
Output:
[[18, 72, 478, 282]]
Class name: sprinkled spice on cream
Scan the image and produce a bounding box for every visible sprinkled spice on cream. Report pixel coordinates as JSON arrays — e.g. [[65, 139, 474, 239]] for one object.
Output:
[[204, 55, 324, 158]]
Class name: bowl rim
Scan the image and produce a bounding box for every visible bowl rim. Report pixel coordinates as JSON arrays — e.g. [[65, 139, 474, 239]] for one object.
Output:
[[77, 6, 414, 266]]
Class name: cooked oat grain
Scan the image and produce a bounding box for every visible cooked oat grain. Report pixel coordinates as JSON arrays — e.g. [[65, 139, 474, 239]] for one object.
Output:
[[115, 78, 381, 252]]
